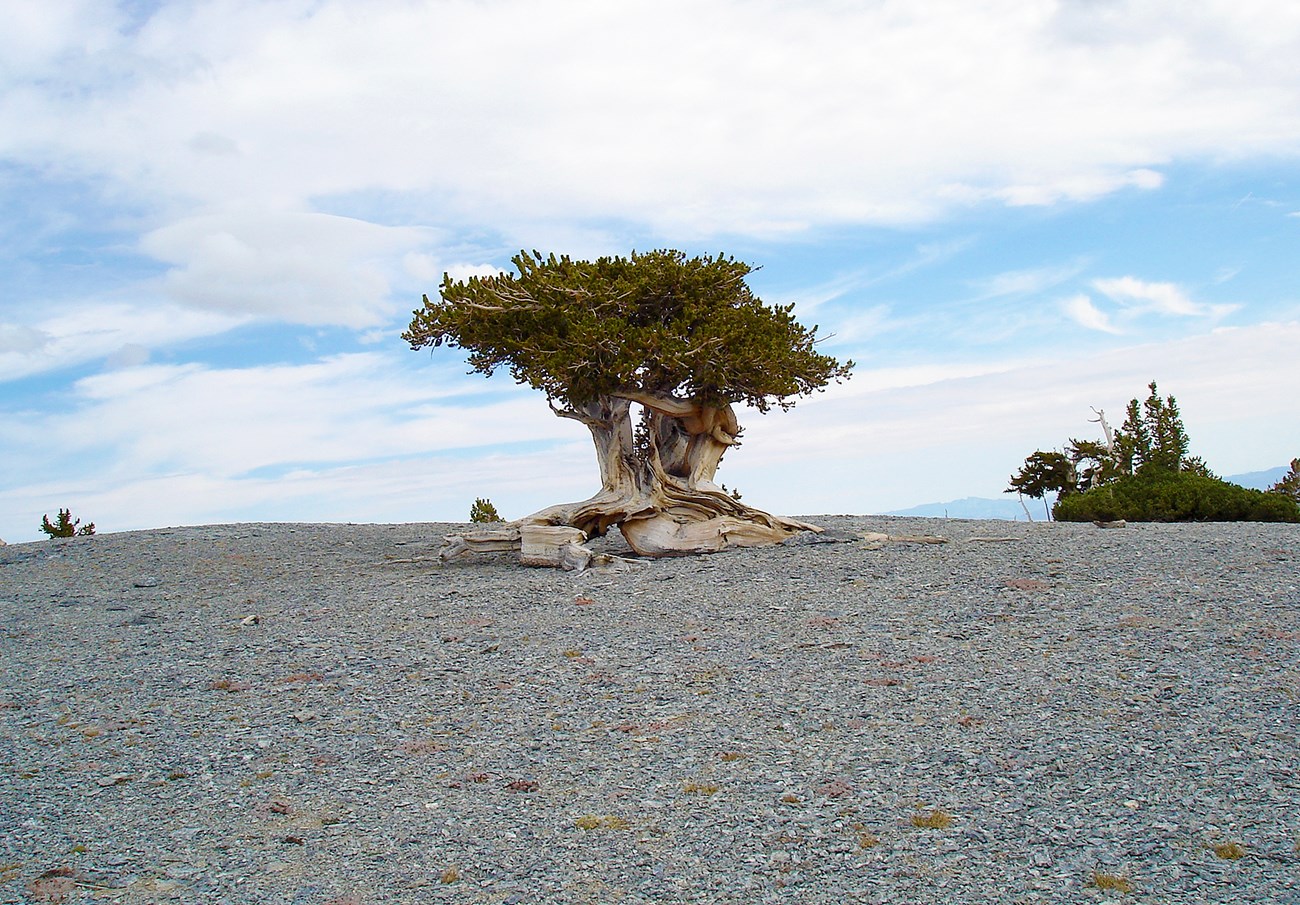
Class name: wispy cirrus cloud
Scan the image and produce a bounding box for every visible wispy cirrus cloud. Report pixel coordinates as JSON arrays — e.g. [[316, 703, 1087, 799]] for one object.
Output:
[[968, 262, 1088, 302], [0, 302, 248, 382], [1064, 277, 1240, 334], [1091, 276, 1235, 318]]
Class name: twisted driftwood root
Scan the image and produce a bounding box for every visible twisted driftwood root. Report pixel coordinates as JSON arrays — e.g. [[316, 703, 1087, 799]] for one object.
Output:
[[439, 523, 644, 572], [439, 497, 819, 569]]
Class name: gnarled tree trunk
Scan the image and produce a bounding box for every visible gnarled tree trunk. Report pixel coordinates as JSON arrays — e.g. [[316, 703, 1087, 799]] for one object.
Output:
[[442, 393, 819, 564]]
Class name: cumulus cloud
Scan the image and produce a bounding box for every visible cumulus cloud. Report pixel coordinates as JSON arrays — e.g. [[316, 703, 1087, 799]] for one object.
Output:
[[140, 208, 437, 326]]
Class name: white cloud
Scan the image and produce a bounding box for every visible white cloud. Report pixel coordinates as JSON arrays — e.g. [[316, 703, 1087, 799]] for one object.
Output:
[[140, 208, 437, 326], [1092, 276, 1239, 319], [4, 1, 1300, 239], [4, 1, 1300, 542], [0, 348, 594, 539], [0, 1, 124, 76], [820, 305, 898, 347], [0, 324, 51, 355], [443, 263, 508, 284], [21, 352, 568, 479], [4, 322, 1299, 541], [1062, 294, 1121, 334], [726, 321, 1300, 514], [0, 302, 248, 381]]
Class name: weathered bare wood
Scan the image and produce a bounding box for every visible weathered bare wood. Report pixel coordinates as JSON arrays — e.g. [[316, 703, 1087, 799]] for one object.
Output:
[[519, 525, 587, 567], [441, 390, 820, 565], [438, 526, 521, 561]]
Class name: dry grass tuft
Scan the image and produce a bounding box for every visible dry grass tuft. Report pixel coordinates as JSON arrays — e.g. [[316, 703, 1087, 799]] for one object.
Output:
[[682, 781, 720, 796], [910, 809, 952, 829], [1212, 841, 1246, 860], [1091, 871, 1135, 893], [574, 815, 630, 830]]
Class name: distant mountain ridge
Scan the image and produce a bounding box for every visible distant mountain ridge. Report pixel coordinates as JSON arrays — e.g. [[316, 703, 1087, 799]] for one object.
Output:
[[885, 466, 1290, 520], [883, 496, 1038, 520], [1227, 466, 1288, 491]]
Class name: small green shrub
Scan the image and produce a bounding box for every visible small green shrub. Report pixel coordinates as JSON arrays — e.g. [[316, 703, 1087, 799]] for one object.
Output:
[[1053, 471, 1300, 523], [40, 508, 96, 538], [468, 498, 503, 523]]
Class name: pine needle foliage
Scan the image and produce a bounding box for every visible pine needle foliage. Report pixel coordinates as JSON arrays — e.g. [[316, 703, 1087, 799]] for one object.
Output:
[[469, 498, 504, 523], [404, 249, 853, 413], [39, 508, 95, 538], [1006, 380, 1297, 521], [1269, 458, 1300, 502], [1054, 471, 1300, 522]]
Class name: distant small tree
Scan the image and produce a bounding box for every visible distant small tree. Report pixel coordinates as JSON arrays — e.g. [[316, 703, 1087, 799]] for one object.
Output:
[[1009, 381, 1234, 522], [1006, 450, 1075, 518], [40, 509, 95, 538], [469, 498, 504, 523], [1113, 381, 1189, 475], [1270, 458, 1300, 502], [1032, 384, 1298, 523]]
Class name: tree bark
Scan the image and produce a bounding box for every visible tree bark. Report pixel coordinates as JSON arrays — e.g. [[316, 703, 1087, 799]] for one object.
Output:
[[443, 392, 819, 563]]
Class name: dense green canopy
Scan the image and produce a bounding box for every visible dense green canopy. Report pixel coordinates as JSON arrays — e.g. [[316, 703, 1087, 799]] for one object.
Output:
[[403, 249, 853, 412]]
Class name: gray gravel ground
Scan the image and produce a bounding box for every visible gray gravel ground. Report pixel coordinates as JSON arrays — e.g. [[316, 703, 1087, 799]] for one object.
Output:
[[1, 516, 1297, 904]]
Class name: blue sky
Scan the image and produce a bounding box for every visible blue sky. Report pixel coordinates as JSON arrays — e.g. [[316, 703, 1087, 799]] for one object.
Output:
[[2, 0, 1299, 542]]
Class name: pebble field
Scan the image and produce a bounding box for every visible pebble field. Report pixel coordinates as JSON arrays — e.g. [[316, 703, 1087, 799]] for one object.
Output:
[[1, 516, 1297, 904]]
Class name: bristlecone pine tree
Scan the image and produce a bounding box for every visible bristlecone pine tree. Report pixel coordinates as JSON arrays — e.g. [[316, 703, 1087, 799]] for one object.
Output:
[[405, 250, 853, 557]]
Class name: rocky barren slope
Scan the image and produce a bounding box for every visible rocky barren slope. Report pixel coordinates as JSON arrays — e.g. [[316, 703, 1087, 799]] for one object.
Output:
[[1, 516, 1297, 904]]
